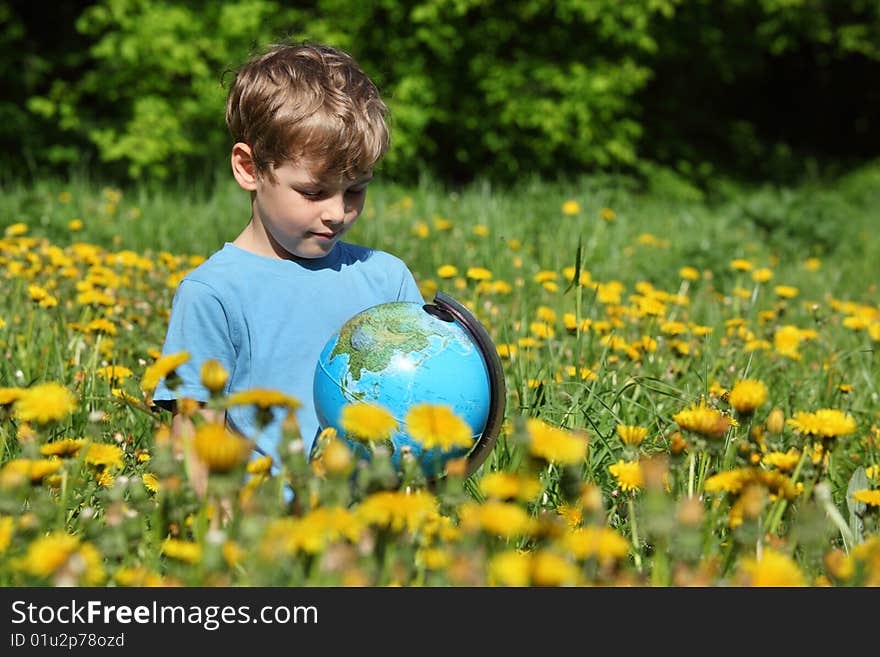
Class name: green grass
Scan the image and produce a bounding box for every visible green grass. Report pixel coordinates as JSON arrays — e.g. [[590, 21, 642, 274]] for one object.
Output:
[[1, 161, 879, 586]]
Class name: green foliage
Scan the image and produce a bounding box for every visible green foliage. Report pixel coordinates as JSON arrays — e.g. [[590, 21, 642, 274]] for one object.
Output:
[[13, 0, 678, 182], [4, 0, 880, 184]]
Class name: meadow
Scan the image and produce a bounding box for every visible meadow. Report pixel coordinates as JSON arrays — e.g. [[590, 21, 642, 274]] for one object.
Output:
[[1, 162, 879, 587]]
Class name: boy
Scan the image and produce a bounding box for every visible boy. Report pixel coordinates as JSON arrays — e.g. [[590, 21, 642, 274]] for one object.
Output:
[[151, 41, 424, 486]]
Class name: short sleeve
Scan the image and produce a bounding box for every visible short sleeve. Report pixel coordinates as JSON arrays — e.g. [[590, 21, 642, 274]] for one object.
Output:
[[152, 279, 237, 405], [396, 264, 425, 304]]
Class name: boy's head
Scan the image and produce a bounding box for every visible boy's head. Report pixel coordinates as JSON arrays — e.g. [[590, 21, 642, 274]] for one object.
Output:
[[225, 41, 389, 183]]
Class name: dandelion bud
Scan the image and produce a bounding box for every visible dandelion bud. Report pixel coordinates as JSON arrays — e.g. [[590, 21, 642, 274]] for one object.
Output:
[[322, 440, 354, 476], [766, 408, 785, 435], [200, 359, 229, 393]]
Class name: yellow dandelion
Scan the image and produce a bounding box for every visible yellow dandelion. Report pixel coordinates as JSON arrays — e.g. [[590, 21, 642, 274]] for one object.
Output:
[[531, 550, 579, 586], [774, 285, 799, 299], [787, 409, 857, 439], [673, 400, 734, 438], [161, 538, 202, 564], [12, 383, 77, 424], [762, 449, 801, 472], [0, 388, 24, 406], [608, 459, 643, 492], [193, 423, 252, 473], [739, 549, 806, 586], [562, 200, 580, 215], [40, 438, 87, 458], [526, 418, 588, 465], [729, 258, 754, 271], [140, 351, 190, 392], [853, 489, 880, 507], [246, 455, 274, 476], [728, 379, 768, 414], [223, 388, 301, 410], [84, 442, 124, 470], [599, 207, 616, 222], [404, 403, 473, 451], [0, 458, 63, 487], [94, 365, 133, 383], [437, 264, 458, 279], [561, 526, 630, 564], [466, 266, 492, 281], [340, 401, 398, 442], [679, 266, 700, 281], [751, 267, 773, 283], [200, 359, 229, 393], [616, 424, 648, 447], [459, 500, 532, 539], [358, 490, 438, 533], [0, 516, 13, 553], [489, 550, 531, 586], [142, 473, 159, 493], [479, 472, 543, 501], [318, 439, 354, 476]]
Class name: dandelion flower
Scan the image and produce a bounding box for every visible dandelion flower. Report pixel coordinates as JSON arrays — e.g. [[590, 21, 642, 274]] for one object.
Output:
[[774, 285, 799, 299], [852, 489, 880, 507], [561, 526, 630, 564], [679, 266, 700, 281], [526, 418, 588, 465], [84, 443, 124, 470], [140, 351, 190, 392], [616, 424, 648, 447], [193, 423, 251, 473], [728, 379, 768, 414], [531, 550, 579, 586], [13, 383, 77, 424], [40, 438, 87, 458], [739, 549, 806, 586], [562, 200, 580, 215], [0, 388, 25, 406], [358, 490, 437, 532], [340, 402, 397, 443], [489, 551, 531, 586], [224, 388, 301, 410], [15, 532, 105, 585], [608, 459, 643, 492], [94, 365, 133, 383], [437, 265, 458, 279], [161, 538, 202, 564], [479, 472, 542, 501], [466, 267, 492, 281], [404, 403, 473, 451], [142, 473, 159, 493], [673, 400, 734, 438], [787, 409, 857, 439]]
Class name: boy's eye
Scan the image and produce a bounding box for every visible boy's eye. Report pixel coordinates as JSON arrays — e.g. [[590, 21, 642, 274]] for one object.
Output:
[[299, 189, 324, 199]]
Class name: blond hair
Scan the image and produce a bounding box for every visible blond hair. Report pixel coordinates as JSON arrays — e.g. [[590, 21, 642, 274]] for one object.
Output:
[[225, 41, 389, 182]]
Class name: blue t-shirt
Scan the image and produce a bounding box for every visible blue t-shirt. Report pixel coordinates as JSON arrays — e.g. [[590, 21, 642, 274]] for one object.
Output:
[[152, 241, 424, 464]]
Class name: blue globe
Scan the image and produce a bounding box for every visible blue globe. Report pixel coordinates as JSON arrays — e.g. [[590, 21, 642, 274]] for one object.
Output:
[[313, 294, 504, 477]]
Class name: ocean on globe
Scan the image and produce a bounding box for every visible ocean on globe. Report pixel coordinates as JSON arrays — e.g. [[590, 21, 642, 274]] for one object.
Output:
[[313, 300, 493, 475]]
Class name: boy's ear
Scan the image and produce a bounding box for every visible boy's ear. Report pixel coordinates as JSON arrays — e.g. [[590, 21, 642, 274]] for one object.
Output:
[[231, 142, 258, 191]]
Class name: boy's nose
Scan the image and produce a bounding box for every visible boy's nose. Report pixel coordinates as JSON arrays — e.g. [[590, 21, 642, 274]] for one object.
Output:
[[320, 193, 347, 225]]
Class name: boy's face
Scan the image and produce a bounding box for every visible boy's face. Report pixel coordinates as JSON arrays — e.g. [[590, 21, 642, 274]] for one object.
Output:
[[253, 160, 372, 259]]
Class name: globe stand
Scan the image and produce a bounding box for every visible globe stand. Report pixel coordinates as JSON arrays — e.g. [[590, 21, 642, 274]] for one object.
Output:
[[428, 292, 506, 478]]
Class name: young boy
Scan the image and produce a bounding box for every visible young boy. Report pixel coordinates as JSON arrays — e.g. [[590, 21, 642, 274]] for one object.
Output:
[[151, 41, 424, 484]]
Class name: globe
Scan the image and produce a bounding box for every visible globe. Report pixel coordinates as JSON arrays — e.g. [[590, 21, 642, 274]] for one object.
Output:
[[313, 292, 505, 477]]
